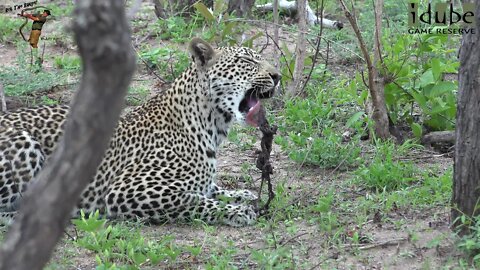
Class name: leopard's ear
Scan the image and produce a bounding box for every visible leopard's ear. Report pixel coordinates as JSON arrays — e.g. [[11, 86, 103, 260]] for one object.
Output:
[[189, 37, 216, 69]]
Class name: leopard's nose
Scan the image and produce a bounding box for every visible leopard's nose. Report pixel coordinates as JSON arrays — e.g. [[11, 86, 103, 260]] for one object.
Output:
[[270, 73, 281, 86]]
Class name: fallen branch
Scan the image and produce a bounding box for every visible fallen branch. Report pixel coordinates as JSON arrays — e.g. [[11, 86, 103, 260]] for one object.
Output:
[[256, 0, 343, 29], [256, 106, 277, 216], [342, 237, 407, 250], [421, 131, 455, 145]]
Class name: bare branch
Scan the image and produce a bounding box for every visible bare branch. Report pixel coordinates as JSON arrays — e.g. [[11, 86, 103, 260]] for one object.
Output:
[[273, 0, 280, 69], [300, 0, 325, 94], [0, 0, 136, 269], [0, 83, 6, 112]]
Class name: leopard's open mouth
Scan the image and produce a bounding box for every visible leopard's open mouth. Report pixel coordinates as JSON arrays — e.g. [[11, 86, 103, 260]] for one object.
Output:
[[239, 87, 275, 127]]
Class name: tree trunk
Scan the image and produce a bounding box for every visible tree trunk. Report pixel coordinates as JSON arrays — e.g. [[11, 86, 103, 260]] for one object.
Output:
[[152, 0, 167, 19], [339, 0, 391, 140], [0, 0, 136, 269], [452, 0, 480, 235], [227, 0, 255, 17], [287, 0, 307, 96], [371, 0, 390, 140]]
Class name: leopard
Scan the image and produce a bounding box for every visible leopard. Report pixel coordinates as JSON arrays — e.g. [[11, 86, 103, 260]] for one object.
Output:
[[0, 38, 280, 227]]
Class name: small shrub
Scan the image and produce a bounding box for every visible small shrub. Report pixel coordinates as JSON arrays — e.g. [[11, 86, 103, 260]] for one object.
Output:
[[275, 88, 362, 169], [72, 211, 188, 269], [0, 15, 23, 43], [139, 47, 190, 82], [353, 141, 419, 192], [54, 55, 81, 71], [126, 86, 150, 106], [0, 66, 65, 96], [458, 215, 480, 267]]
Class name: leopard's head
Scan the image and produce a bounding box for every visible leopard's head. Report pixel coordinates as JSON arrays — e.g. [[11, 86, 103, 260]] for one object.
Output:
[[189, 38, 280, 128]]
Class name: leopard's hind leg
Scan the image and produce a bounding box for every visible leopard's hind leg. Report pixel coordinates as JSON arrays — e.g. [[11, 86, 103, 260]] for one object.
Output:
[[104, 167, 257, 227]]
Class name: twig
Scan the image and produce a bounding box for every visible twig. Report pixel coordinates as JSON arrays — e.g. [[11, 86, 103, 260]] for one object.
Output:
[[299, 0, 325, 95], [343, 237, 407, 250], [263, 31, 294, 80], [0, 83, 7, 112], [273, 0, 280, 69], [63, 230, 76, 241], [280, 231, 309, 247], [223, 18, 364, 61], [131, 45, 168, 84]]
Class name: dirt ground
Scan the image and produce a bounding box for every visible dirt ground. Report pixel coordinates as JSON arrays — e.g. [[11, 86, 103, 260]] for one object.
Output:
[[0, 2, 461, 269], [42, 141, 457, 269]]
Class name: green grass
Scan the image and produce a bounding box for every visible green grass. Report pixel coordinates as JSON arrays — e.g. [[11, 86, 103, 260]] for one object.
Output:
[[71, 211, 186, 269], [139, 46, 190, 82], [0, 15, 24, 43], [353, 142, 419, 192], [54, 55, 81, 71], [0, 66, 67, 96], [126, 86, 150, 106]]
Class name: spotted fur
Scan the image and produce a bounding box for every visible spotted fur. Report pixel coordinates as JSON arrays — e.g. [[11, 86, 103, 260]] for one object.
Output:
[[0, 38, 280, 226]]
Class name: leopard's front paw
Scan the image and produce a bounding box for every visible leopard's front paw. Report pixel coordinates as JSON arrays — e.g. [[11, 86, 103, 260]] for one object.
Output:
[[224, 204, 257, 227]]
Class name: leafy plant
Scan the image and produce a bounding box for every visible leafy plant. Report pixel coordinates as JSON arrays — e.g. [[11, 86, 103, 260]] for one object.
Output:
[[205, 240, 238, 269], [54, 55, 81, 71], [0, 15, 23, 43], [372, 30, 458, 132], [151, 16, 193, 43], [0, 66, 66, 96], [250, 246, 295, 269], [192, 1, 256, 46], [72, 211, 187, 269], [353, 141, 418, 192], [458, 215, 480, 267], [139, 46, 190, 81], [126, 86, 150, 106], [309, 192, 341, 233], [275, 87, 362, 169]]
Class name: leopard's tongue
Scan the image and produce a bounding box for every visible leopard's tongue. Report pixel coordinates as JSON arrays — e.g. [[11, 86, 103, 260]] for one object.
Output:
[[246, 98, 262, 127]]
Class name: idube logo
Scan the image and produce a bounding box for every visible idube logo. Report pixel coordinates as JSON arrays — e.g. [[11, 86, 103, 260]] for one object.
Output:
[[408, 2, 475, 34]]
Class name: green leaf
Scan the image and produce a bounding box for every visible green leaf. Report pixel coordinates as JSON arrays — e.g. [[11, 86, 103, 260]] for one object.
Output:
[[430, 104, 449, 115], [221, 22, 236, 39], [419, 69, 435, 87], [410, 90, 427, 110], [193, 2, 214, 22], [133, 252, 147, 265], [429, 81, 457, 97], [213, 0, 226, 13], [346, 111, 365, 127], [358, 89, 369, 105], [430, 58, 442, 80], [411, 122, 423, 138]]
